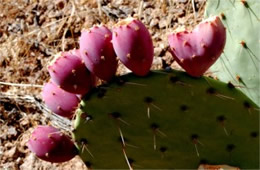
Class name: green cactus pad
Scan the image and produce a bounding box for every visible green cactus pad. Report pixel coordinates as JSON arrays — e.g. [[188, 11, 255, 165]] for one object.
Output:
[[73, 70, 259, 169], [205, 0, 260, 106]]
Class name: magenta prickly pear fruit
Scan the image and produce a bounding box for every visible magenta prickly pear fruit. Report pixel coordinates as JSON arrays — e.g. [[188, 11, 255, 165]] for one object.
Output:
[[80, 25, 117, 81], [27, 125, 77, 163], [112, 17, 154, 76], [42, 81, 79, 118], [168, 16, 226, 77], [48, 51, 93, 94]]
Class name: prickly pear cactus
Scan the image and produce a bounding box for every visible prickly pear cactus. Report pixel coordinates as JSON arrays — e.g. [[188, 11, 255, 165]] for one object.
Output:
[[73, 70, 259, 169], [205, 0, 260, 106]]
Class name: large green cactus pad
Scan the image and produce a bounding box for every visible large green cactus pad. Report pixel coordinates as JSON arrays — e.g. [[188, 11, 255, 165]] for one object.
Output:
[[73, 70, 259, 169], [205, 0, 260, 106]]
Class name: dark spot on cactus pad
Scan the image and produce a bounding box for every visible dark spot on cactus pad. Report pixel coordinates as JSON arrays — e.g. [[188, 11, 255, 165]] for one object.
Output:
[[199, 159, 209, 164], [79, 105, 84, 110], [240, 40, 248, 49], [227, 82, 235, 89], [217, 115, 226, 122], [128, 158, 135, 164], [85, 161, 92, 167], [72, 147, 79, 155], [243, 101, 251, 109], [226, 144, 235, 152], [97, 88, 106, 98], [220, 13, 226, 20], [85, 115, 93, 121], [159, 146, 167, 153], [80, 138, 88, 144], [169, 75, 179, 83], [83, 93, 91, 101], [164, 66, 172, 72], [118, 136, 128, 143], [241, 0, 249, 8], [206, 87, 216, 94], [110, 112, 121, 118], [80, 112, 87, 119], [150, 123, 159, 130], [115, 77, 126, 86], [250, 132, 258, 138], [191, 134, 199, 141], [208, 75, 214, 79], [144, 96, 153, 103], [180, 104, 188, 111], [80, 113, 93, 121]]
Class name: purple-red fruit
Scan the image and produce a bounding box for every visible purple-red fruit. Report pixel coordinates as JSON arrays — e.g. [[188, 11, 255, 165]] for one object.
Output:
[[69, 49, 98, 87], [48, 51, 93, 94], [42, 81, 79, 118], [168, 16, 226, 77], [112, 18, 154, 76], [28, 125, 77, 163], [80, 25, 117, 81]]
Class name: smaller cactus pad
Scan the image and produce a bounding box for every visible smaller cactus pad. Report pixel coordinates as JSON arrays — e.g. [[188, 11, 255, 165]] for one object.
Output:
[[205, 0, 260, 106]]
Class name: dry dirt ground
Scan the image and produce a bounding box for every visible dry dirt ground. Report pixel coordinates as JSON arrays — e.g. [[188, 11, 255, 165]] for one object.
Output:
[[0, 0, 206, 169]]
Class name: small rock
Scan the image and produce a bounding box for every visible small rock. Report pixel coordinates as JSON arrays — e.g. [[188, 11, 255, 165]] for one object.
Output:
[[7, 126, 17, 136]]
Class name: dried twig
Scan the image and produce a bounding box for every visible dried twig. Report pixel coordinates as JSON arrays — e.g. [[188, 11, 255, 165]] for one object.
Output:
[[0, 82, 43, 88], [0, 92, 71, 131]]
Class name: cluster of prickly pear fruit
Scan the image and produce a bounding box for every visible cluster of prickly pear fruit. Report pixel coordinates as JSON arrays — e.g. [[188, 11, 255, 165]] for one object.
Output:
[[41, 18, 154, 119], [28, 2, 259, 168]]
